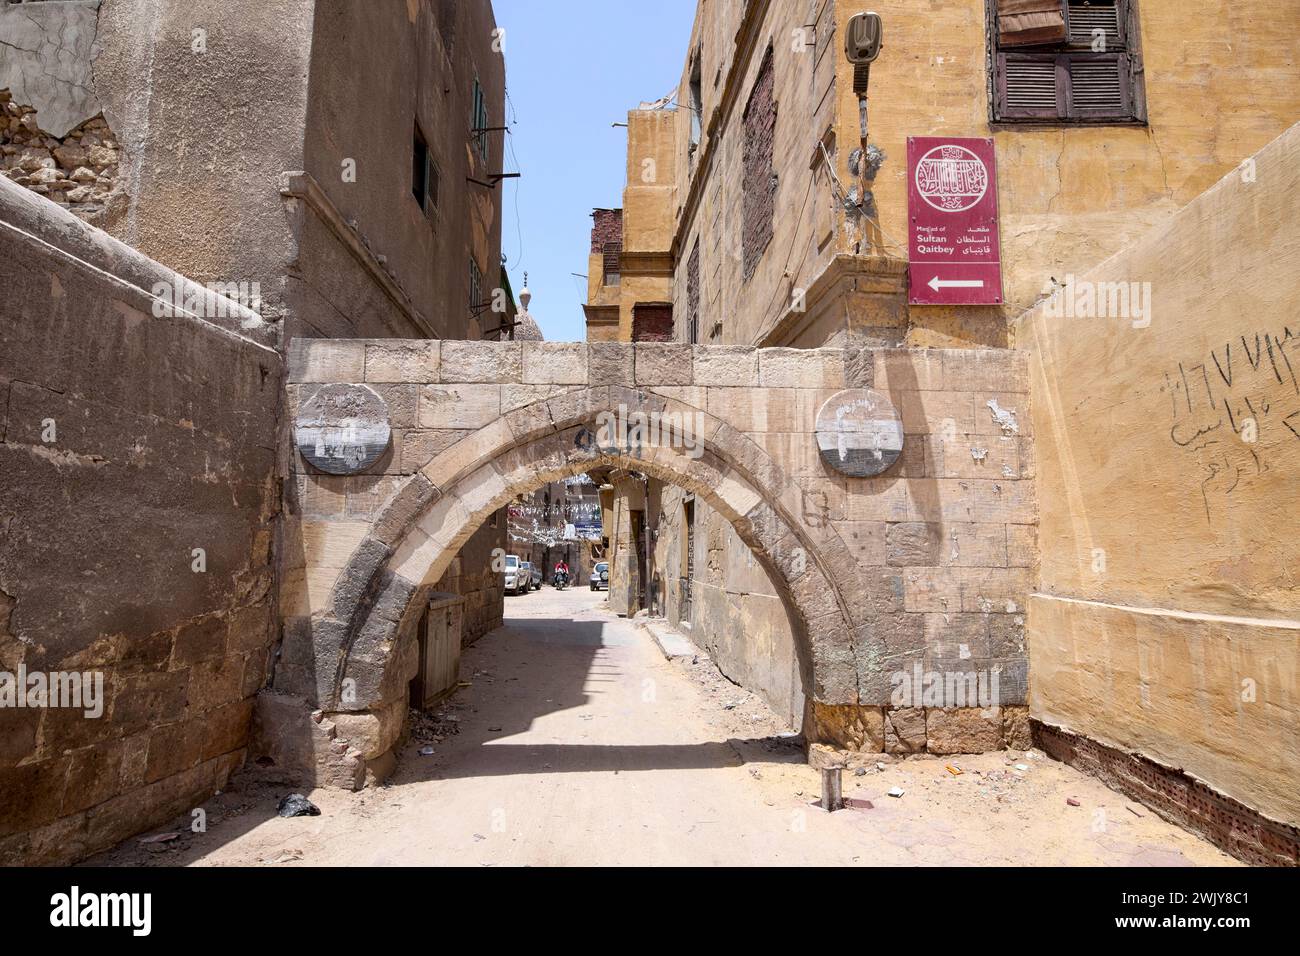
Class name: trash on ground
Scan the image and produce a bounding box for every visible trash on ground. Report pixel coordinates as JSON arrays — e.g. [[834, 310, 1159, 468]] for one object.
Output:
[[887, 786, 905, 798], [263, 848, 303, 864], [277, 793, 321, 818], [1066, 796, 1082, 807], [137, 832, 180, 844]]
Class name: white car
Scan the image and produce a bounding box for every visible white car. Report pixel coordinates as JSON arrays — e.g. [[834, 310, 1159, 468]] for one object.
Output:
[[504, 555, 526, 595], [590, 562, 609, 591]]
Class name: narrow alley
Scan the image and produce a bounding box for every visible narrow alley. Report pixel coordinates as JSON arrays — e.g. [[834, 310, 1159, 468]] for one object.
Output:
[[90, 587, 1232, 868]]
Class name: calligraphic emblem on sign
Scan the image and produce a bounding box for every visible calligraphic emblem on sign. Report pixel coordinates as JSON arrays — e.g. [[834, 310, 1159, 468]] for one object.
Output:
[[914, 144, 989, 212]]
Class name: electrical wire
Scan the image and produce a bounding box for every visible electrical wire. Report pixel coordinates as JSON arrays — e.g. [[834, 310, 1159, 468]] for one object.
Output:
[[503, 86, 525, 278]]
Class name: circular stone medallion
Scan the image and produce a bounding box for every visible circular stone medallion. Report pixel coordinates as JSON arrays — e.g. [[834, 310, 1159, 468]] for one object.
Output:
[[295, 383, 391, 475], [815, 388, 904, 477]]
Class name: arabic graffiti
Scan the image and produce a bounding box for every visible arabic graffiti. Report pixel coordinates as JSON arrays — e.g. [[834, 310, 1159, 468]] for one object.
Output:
[[1162, 325, 1300, 523]]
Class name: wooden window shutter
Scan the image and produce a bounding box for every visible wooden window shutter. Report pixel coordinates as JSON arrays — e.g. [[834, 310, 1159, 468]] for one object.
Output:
[[1066, 54, 1131, 118], [997, 54, 1062, 119], [1067, 1, 1123, 48], [997, 0, 1068, 47]]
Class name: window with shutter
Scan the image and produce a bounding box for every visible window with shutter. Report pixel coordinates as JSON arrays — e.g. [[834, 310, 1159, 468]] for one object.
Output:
[[989, 0, 1145, 124], [602, 241, 622, 286]]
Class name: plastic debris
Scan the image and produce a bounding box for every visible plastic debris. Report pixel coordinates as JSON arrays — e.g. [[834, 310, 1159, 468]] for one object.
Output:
[[276, 793, 320, 818], [1066, 797, 1082, 807], [887, 786, 905, 798], [945, 765, 964, 776]]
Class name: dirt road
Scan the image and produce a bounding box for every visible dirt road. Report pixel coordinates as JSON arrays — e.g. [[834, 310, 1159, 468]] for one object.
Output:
[[91, 587, 1235, 866]]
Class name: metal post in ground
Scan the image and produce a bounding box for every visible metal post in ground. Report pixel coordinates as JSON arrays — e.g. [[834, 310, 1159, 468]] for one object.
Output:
[[820, 767, 844, 812]]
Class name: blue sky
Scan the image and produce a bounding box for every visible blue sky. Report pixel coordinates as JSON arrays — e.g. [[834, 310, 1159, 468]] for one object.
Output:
[[493, 0, 697, 342]]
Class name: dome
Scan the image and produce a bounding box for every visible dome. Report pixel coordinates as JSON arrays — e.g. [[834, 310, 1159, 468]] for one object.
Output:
[[513, 312, 544, 341]]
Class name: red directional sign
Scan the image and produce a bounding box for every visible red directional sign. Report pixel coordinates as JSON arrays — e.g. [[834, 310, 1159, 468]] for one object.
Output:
[[907, 136, 1003, 306]]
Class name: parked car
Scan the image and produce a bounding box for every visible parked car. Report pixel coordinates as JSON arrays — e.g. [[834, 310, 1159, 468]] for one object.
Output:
[[590, 562, 609, 591], [521, 560, 541, 592], [504, 555, 525, 596]]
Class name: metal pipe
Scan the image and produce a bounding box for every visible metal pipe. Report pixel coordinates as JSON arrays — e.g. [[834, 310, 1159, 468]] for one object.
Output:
[[820, 767, 844, 812]]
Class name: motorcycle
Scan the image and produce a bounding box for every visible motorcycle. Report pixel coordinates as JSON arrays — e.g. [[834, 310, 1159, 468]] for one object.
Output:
[[553, 570, 569, 591]]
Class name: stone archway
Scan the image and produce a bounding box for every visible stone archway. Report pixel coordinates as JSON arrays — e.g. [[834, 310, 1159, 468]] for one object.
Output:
[[311, 403, 860, 786], [276, 339, 1036, 787]]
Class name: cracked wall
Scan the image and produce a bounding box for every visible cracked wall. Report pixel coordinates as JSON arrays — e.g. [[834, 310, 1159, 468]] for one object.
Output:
[[0, 0, 102, 138]]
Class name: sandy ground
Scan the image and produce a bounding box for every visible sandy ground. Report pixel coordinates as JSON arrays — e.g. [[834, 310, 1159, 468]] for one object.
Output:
[[88, 587, 1237, 867]]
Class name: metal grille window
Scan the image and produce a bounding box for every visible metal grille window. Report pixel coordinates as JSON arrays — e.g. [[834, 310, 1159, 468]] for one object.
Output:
[[991, 0, 1145, 124], [602, 241, 622, 286], [741, 46, 777, 280], [686, 239, 700, 345], [688, 54, 703, 150]]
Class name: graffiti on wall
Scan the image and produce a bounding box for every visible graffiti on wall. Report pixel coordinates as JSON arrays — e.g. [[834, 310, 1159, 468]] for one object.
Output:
[[1163, 326, 1300, 523]]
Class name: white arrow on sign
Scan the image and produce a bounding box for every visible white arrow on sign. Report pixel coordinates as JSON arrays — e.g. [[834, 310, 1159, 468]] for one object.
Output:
[[927, 276, 984, 291]]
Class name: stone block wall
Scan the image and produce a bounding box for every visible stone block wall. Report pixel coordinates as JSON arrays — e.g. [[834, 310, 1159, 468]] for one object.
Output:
[[0, 176, 281, 865], [286, 338, 1037, 766], [654, 346, 1036, 750]]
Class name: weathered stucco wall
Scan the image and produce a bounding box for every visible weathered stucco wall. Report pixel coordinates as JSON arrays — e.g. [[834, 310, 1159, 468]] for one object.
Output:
[[0, 176, 282, 865], [830, 0, 1300, 342], [301, 0, 506, 341], [665, 0, 1300, 350], [1015, 121, 1300, 828], [670, 0, 840, 348], [92, 0, 317, 327], [655, 484, 805, 726]]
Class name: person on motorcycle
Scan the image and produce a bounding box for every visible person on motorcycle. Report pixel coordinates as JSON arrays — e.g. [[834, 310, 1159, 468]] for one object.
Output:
[[554, 559, 569, 588]]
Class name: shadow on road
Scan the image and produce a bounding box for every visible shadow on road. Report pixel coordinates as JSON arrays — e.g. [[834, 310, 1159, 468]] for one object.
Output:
[[393, 605, 804, 783]]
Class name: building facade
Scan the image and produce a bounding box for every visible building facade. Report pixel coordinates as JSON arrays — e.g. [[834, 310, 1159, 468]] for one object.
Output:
[[0, 0, 511, 862], [592, 0, 1300, 735]]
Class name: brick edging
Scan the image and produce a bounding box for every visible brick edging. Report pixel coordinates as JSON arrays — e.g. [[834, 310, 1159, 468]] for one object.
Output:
[[1032, 719, 1299, 867]]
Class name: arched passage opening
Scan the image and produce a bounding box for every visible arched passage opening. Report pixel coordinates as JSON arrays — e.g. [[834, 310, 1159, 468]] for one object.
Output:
[[294, 387, 864, 787]]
